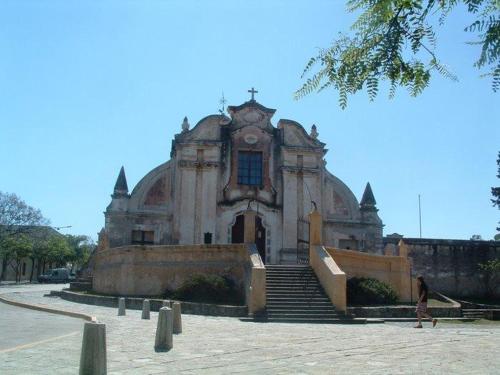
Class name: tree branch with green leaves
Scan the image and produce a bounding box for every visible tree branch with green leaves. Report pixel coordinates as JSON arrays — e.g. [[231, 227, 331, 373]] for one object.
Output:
[[295, 0, 499, 108]]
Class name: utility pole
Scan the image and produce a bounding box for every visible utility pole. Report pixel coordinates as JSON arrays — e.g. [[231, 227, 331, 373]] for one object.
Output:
[[418, 194, 422, 238]]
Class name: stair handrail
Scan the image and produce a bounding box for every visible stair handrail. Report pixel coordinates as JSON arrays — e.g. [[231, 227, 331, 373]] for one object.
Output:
[[309, 245, 347, 313]]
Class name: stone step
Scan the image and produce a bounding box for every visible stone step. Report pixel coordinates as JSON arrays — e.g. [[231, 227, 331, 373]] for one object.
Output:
[[266, 269, 314, 273], [267, 297, 331, 306], [265, 276, 318, 280], [267, 287, 322, 292], [266, 284, 321, 289], [267, 286, 323, 292], [266, 268, 314, 275], [266, 306, 337, 314], [267, 294, 327, 300], [266, 277, 319, 283], [266, 274, 315, 279], [462, 312, 486, 318], [264, 317, 366, 324], [266, 303, 335, 309], [267, 301, 335, 307], [267, 280, 321, 285], [267, 291, 326, 297], [266, 275, 316, 279], [267, 314, 341, 319]]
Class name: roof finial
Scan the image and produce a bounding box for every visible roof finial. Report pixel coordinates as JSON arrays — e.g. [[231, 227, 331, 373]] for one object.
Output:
[[113, 166, 129, 198], [310, 124, 319, 139], [182, 116, 190, 132], [248, 87, 258, 101], [360, 182, 377, 211]]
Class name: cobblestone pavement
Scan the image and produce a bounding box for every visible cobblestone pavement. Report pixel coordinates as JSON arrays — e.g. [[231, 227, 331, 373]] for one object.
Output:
[[0, 285, 499, 374]]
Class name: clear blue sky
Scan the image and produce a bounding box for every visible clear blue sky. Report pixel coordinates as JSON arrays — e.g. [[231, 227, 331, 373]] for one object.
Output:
[[0, 0, 498, 241]]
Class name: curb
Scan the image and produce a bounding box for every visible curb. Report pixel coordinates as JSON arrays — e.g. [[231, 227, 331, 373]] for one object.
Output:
[[57, 289, 248, 317], [0, 294, 97, 322]]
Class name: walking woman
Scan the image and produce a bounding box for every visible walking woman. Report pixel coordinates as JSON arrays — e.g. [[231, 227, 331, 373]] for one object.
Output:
[[415, 275, 438, 328]]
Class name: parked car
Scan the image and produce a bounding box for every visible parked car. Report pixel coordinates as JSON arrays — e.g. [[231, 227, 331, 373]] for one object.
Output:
[[38, 268, 75, 283]]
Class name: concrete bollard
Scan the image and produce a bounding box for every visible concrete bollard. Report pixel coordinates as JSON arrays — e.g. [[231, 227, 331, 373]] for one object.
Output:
[[118, 298, 126, 316], [172, 302, 182, 334], [162, 300, 171, 308], [154, 307, 173, 352], [142, 299, 150, 320], [79, 321, 107, 375]]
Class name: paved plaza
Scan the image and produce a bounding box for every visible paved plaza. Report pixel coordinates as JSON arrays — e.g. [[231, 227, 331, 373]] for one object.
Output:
[[1, 284, 499, 374]]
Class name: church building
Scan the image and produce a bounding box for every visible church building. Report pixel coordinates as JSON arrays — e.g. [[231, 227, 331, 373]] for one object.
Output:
[[102, 91, 383, 264]]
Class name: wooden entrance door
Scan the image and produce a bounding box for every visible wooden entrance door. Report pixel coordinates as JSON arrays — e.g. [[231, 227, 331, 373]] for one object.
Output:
[[231, 215, 245, 244]]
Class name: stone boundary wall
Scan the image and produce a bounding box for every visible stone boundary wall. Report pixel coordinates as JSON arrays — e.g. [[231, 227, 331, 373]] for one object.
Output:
[[384, 238, 500, 298], [52, 290, 248, 317], [325, 247, 415, 302], [348, 291, 461, 318], [348, 305, 461, 318], [93, 244, 250, 297]]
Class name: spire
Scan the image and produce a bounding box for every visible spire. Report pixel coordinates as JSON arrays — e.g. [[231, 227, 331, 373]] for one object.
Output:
[[360, 182, 377, 211], [113, 166, 128, 198], [181, 116, 190, 132]]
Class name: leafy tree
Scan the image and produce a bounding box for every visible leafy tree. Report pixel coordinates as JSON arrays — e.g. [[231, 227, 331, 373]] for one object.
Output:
[[46, 236, 73, 267], [64, 234, 95, 269], [0, 192, 49, 237], [0, 234, 33, 283], [492, 151, 500, 232], [295, 0, 499, 108], [0, 192, 49, 280], [478, 258, 500, 296]]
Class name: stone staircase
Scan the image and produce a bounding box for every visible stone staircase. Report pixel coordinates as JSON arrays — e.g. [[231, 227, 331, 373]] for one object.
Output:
[[265, 265, 364, 324], [69, 277, 92, 292], [462, 309, 488, 319]]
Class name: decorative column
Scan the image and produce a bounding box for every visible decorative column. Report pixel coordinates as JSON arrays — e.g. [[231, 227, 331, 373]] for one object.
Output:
[[243, 209, 257, 244]]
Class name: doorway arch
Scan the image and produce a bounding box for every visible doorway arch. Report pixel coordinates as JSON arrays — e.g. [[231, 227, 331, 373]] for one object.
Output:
[[230, 214, 267, 264]]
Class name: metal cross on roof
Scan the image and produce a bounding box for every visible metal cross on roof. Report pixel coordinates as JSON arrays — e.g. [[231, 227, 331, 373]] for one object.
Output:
[[219, 92, 227, 114], [248, 87, 258, 101]]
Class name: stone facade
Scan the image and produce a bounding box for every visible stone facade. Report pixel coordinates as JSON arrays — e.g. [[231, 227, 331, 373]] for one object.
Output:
[[102, 97, 383, 264], [384, 237, 500, 298]]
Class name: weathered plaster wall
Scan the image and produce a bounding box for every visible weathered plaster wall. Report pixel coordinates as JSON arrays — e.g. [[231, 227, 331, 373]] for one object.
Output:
[[92, 244, 256, 298], [384, 237, 500, 298], [326, 247, 415, 302]]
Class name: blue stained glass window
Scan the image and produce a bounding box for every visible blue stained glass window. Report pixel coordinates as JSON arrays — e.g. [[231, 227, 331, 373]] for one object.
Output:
[[238, 151, 262, 186]]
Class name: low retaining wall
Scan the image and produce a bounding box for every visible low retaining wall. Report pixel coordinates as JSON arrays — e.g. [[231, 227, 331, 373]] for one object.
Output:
[[348, 292, 461, 318], [93, 244, 250, 296], [347, 305, 462, 318], [53, 290, 248, 317], [326, 247, 415, 302]]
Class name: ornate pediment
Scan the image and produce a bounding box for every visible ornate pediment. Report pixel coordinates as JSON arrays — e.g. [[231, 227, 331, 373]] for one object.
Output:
[[278, 119, 326, 151], [227, 100, 276, 132]]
